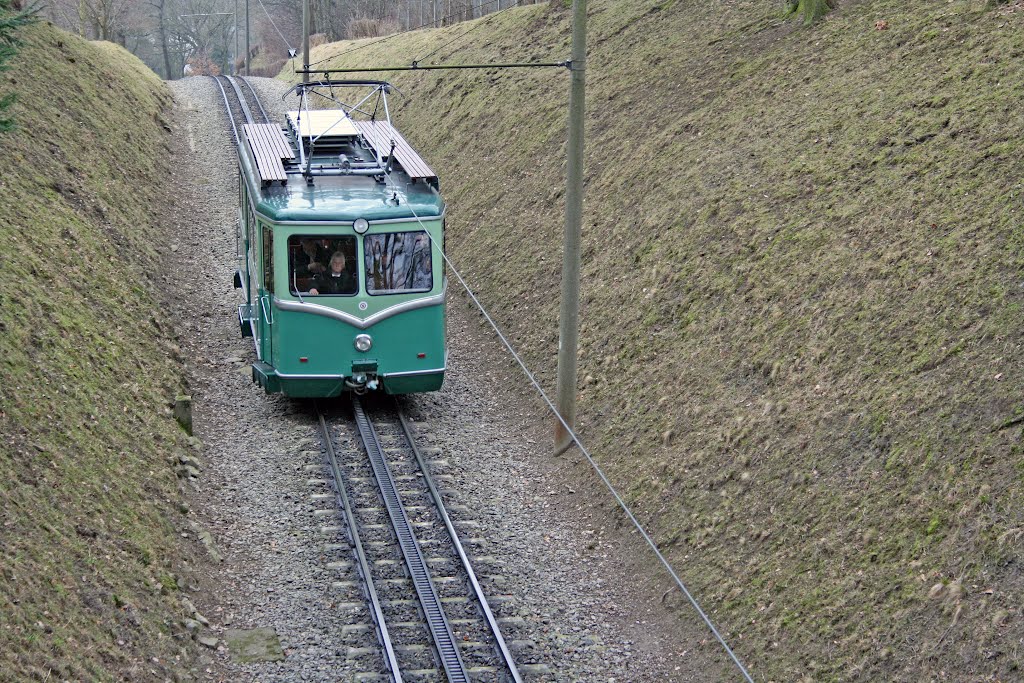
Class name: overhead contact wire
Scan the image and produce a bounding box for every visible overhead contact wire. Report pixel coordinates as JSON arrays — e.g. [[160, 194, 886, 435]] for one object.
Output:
[[256, 0, 295, 54], [412, 1, 524, 65], [305, 0, 512, 69], [406, 205, 755, 683]]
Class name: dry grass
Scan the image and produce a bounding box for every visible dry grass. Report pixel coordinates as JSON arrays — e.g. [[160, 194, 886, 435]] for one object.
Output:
[[283, 0, 1024, 679], [0, 26, 198, 681]]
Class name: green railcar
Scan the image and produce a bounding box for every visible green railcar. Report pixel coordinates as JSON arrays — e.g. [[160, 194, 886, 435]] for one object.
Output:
[[235, 81, 446, 396]]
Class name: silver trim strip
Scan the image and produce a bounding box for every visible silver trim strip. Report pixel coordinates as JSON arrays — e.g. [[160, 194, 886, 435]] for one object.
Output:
[[273, 279, 446, 329], [256, 212, 445, 226], [380, 366, 446, 378], [270, 366, 445, 380], [274, 372, 348, 379]]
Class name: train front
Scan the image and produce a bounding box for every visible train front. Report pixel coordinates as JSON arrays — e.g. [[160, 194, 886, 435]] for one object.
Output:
[[255, 209, 447, 397], [244, 96, 447, 397]]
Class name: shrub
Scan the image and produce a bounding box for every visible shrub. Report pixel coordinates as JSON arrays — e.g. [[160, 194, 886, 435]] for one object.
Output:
[[0, 0, 37, 132], [347, 16, 401, 39]]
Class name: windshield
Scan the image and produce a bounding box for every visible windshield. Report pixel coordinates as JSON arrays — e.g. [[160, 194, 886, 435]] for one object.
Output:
[[289, 235, 358, 296], [364, 231, 432, 295]]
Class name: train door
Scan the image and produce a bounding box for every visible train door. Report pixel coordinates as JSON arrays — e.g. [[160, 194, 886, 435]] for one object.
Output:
[[256, 223, 274, 363], [245, 204, 260, 348]]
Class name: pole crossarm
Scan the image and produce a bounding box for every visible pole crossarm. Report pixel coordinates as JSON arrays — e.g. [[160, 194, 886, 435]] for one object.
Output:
[[295, 61, 570, 74]]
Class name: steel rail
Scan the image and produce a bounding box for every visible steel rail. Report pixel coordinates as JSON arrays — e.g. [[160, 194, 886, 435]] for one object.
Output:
[[237, 75, 271, 124], [351, 397, 471, 683], [208, 75, 242, 147], [222, 75, 255, 125], [317, 405, 404, 683], [396, 401, 524, 683]]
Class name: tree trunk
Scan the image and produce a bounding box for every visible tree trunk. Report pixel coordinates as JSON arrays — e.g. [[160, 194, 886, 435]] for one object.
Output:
[[785, 0, 834, 26], [156, 0, 174, 79]]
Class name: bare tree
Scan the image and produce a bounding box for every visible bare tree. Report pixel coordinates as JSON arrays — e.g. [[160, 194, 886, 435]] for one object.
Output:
[[149, 0, 175, 78], [46, 0, 133, 40]]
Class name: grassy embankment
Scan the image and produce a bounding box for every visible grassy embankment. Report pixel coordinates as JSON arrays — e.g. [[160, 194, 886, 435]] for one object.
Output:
[[287, 0, 1024, 680], [0, 22, 199, 681]]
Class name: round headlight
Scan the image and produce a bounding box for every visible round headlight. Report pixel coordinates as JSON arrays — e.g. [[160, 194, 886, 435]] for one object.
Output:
[[353, 218, 369, 234], [354, 334, 373, 352]]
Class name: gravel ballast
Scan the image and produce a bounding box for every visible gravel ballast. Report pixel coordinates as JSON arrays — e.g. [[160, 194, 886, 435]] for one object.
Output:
[[165, 75, 734, 682]]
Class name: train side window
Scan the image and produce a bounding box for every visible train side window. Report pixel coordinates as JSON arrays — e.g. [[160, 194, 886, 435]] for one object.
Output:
[[364, 231, 432, 295], [288, 235, 357, 296], [262, 225, 273, 292], [247, 207, 256, 249]]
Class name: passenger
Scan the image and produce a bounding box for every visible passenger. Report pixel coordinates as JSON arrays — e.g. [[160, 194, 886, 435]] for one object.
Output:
[[310, 252, 356, 295], [296, 238, 329, 276]]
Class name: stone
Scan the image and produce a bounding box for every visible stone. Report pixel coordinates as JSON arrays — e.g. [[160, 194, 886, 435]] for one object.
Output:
[[197, 531, 223, 563], [181, 596, 199, 616], [173, 395, 193, 435], [178, 465, 200, 479], [197, 635, 219, 649], [178, 454, 201, 467], [225, 627, 286, 663]]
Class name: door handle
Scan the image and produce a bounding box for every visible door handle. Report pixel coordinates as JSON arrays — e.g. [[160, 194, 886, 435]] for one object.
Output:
[[260, 295, 274, 324]]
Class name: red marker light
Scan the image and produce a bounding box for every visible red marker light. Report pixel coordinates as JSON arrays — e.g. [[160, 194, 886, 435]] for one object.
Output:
[[299, 357, 308, 363], [417, 353, 426, 358]]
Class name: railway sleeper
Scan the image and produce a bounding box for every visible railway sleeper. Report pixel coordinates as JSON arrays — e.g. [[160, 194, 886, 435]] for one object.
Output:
[[518, 663, 553, 678], [399, 668, 444, 682], [351, 673, 393, 682]]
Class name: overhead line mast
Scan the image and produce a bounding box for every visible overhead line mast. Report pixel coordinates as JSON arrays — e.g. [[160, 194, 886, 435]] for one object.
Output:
[[302, 0, 310, 84], [245, 0, 250, 76], [554, 0, 586, 455]]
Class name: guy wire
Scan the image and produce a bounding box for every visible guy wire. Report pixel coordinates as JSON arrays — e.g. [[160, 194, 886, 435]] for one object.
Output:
[[401, 203, 757, 683]]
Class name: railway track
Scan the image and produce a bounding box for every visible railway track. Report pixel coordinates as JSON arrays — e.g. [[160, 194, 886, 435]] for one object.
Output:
[[313, 397, 532, 682], [210, 74, 265, 142], [209, 78, 540, 680]]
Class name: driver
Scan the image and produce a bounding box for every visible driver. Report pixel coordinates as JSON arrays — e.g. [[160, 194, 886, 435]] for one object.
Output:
[[310, 252, 356, 295]]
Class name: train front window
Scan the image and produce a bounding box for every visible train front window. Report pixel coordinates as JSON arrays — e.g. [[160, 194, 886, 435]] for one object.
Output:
[[288, 235, 357, 296], [364, 231, 433, 295]]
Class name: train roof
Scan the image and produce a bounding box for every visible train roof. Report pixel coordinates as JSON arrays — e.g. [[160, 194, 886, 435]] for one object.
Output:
[[253, 173, 445, 223], [240, 91, 444, 224]]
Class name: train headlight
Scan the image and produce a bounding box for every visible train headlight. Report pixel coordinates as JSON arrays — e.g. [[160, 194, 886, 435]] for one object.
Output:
[[353, 218, 369, 234], [354, 334, 373, 352]]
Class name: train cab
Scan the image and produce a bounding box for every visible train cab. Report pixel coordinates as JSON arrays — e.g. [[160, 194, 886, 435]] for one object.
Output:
[[233, 80, 447, 397]]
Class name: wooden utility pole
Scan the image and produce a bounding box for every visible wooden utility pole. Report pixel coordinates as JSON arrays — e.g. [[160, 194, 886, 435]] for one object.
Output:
[[554, 0, 587, 454], [244, 0, 250, 75], [302, 0, 310, 83]]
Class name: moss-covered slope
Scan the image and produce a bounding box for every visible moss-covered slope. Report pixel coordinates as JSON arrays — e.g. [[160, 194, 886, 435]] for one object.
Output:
[[0, 23, 197, 681], [287, 1, 1024, 679]]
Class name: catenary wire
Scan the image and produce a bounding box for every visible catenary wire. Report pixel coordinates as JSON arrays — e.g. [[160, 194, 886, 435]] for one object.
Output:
[[305, 0, 511, 69], [412, 0, 525, 65], [404, 202, 756, 683], [256, 0, 295, 54]]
